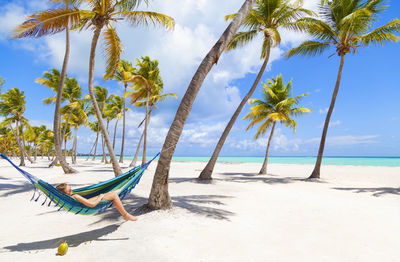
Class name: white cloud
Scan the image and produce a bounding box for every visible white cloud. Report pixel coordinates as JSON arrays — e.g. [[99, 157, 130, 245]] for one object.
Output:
[[319, 108, 328, 114], [29, 119, 53, 129], [318, 120, 341, 128], [0, 3, 25, 41]]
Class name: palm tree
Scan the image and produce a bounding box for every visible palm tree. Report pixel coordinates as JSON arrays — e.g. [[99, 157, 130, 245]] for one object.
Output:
[[67, 100, 89, 164], [104, 94, 127, 150], [87, 121, 100, 161], [14, 0, 82, 174], [148, 0, 256, 210], [244, 75, 311, 174], [128, 56, 164, 164], [199, 0, 315, 180], [113, 60, 135, 163], [25, 125, 42, 161], [129, 91, 177, 167], [90, 85, 110, 163], [0, 88, 30, 166], [39, 73, 83, 158], [286, 0, 400, 179]]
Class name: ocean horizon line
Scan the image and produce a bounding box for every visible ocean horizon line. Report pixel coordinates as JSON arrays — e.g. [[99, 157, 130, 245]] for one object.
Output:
[[77, 155, 400, 167]]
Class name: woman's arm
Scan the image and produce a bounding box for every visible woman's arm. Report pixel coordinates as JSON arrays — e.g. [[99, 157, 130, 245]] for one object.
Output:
[[72, 194, 104, 208]]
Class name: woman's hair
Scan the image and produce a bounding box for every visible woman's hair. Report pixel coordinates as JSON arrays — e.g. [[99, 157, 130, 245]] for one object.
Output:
[[55, 183, 68, 194]]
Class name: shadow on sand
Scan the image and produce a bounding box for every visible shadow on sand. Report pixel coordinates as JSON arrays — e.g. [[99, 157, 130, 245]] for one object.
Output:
[[87, 193, 235, 225], [2, 223, 126, 253], [333, 187, 400, 197], [218, 172, 326, 184], [172, 194, 234, 220]]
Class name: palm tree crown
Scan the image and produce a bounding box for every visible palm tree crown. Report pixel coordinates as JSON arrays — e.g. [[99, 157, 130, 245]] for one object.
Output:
[[286, 0, 400, 58], [244, 74, 311, 138], [226, 0, 316, 57]]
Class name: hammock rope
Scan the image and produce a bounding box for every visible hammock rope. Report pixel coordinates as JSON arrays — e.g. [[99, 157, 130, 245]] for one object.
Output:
[[0, 152, 159, 215]]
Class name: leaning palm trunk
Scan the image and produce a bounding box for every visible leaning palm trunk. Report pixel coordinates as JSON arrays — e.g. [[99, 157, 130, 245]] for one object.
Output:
[[53, 2, 77, 174], [86, 137, 96, 160], [101, 133, 106, 163], [119, 84, 127, 163], [34, 143, 38, 161], [92, 130, 99, 161], [142, 92, 150, 165], [72, 126, 78, 164], [309, 55, 345, 179], [61, 110, 73, 147], [258, 121, 276, 175], [87, 27, 122, 176], [130, 108, 153, 168], [130, 130, 144, 167], [112, 118, 119, 149], [199, 46, 271, 180], [11, 122, 25, 166], [148, 0, 256, 210]]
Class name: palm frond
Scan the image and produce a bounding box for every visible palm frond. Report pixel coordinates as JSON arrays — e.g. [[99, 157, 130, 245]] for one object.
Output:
[[103, 26, 122, 79], [359, 18, 400, 46], [285, 41, 331, 58], [121, 11, 175, 30], [224, 13, 237, 21], [13, 8, 82, 38], [226, 30, 258, 51]]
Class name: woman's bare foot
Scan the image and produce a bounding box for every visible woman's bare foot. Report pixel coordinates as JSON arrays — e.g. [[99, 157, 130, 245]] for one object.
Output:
[[123, 213, 137, 221]]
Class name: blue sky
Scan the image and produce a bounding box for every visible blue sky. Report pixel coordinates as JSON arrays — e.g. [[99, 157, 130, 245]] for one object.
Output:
[[0, 0, 399, 157]]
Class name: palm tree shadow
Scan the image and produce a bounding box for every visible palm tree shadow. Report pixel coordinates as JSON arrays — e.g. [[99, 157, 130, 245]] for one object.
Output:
[[218, 172, 315, 185], [169, 177, 216, 184], [172, 194, 234, 221], [91, 193, 235, 222], [2, 223, 127, 253], [0, 183, 33, 197], [333, 187, 400, 197]]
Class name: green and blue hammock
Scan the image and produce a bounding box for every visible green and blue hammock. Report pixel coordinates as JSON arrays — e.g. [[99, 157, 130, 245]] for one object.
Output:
[[0, 153, 159, 215]]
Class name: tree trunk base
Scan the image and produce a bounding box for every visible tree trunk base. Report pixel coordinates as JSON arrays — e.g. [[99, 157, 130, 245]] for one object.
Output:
[[148, 192, 172, 210], [308, 169, 320, 179], [198, 167, 213, 180], [258, 170, 266, 175]]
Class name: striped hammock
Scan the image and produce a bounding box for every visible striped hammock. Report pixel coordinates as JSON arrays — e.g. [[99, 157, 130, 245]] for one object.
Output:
[[0, 153, 159, 215]]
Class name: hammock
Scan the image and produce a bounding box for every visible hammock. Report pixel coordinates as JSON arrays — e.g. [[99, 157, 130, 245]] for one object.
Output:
[[0, 153, 159, 215]]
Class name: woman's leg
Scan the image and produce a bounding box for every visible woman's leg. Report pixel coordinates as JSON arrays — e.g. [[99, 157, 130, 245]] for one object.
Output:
[[102, 191, 137, 221]]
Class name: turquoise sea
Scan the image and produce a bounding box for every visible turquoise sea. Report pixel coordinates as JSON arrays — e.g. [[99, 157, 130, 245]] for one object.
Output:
[[81, 156, 400, 167]]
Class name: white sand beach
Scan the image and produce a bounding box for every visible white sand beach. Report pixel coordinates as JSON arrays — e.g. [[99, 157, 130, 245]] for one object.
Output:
[[0, 158, 399, 261]]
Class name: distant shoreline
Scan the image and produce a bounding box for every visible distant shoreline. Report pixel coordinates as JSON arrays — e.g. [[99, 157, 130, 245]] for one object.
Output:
[[76, 155, 400, 167]]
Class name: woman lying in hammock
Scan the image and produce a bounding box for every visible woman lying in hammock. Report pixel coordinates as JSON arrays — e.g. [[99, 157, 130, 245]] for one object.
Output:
[[55, 183, 137, 221]]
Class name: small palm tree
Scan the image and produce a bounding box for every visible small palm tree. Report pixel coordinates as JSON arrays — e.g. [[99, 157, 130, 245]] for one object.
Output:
[[89, 85, 110, 163], [199, 0, 315, 180], [286, 0, 400, 179], [0, 88, 30, 166], [244, 75, 311, 174], [104, 94, 128, 150], [87, 121, 100, 161], [129, 91, 177, 167], [67, 100, 89, 164], [25, 125, 42, 161], [128, 56, 163, 164], [113, 60, 135, 162]]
